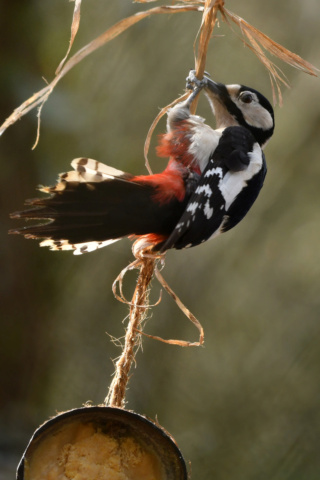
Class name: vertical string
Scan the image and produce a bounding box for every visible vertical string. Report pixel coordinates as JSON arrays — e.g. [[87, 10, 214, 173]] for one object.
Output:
[[106, 256, 155, 407], [106, 0, 223, 408]]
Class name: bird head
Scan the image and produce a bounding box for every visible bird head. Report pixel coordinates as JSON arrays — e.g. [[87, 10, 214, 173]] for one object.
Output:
[[204, 79, 275, 147]]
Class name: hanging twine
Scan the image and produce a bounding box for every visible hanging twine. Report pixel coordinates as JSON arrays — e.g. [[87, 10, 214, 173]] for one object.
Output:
[[106, 251, 156, 408], [106, 0, 219, 409]]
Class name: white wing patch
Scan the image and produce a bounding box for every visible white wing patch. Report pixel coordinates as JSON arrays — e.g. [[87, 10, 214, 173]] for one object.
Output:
[[186, 201, 199, 216], [218, 143, 263, 210], [204, 200, 213, 219], [195, 184, 213, 196], [39, 238, 120, 254], [204, 166, 223, 179]]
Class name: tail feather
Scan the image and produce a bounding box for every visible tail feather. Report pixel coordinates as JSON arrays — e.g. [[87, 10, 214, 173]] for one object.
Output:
[[9, 158, 185, 254], [71, 157, 132, 181], [39, 238, 120, 255]]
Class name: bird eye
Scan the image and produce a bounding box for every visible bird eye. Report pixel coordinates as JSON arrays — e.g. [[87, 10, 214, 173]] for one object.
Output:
[[239, 92, 254, 104]]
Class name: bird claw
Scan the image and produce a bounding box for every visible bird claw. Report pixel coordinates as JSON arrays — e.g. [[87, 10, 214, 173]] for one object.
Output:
[[186, 70, 210, 90]]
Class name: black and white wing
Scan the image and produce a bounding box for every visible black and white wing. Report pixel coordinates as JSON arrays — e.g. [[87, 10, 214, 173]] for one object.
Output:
[[161, 126, 267, 251], [10, 158, 179, 255]]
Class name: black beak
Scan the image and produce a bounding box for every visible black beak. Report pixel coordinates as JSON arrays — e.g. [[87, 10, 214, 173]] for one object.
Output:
[[203, 77, 229, 103], [202, 77, 237, 129], [185, 71, 235, 128]]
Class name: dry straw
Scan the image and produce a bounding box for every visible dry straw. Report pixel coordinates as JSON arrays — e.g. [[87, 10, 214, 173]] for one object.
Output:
[[3, 0, 318, 407], [0, 0, 317, 142]]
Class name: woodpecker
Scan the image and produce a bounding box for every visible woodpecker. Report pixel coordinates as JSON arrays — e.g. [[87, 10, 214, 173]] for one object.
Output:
[[10, 73, 274, 255]]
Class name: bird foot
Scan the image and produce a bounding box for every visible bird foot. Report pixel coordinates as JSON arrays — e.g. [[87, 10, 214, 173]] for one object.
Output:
[[186, 70, 210, 91]]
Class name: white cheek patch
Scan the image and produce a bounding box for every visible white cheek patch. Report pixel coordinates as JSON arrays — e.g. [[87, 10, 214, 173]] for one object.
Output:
[[242, 105, 274, 131], [231, 93, 273, 132], [227, 87, 273, 132]]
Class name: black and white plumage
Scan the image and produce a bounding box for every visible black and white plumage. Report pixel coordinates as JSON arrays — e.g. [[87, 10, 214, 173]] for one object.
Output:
[[161, 125, 267, 250], [10, 73, 274, 254]]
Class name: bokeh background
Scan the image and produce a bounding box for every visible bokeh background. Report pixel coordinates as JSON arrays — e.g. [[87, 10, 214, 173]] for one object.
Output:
[[1, 1, 320, 479]]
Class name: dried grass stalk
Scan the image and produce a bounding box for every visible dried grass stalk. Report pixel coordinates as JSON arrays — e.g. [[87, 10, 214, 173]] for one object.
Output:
[[144, 0, 220, 168], [152, 265, 204, 346], [2, 1, 317, 140], [56, 0, 82, 75], [220, 6, 318, 104], [112, 253, 204, 349], [223, 7, 317, 76], [190, 0, 221, 114], [0, 4, 203, 141]]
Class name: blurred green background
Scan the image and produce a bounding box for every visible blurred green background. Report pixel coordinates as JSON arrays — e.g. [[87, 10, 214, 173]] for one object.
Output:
[[1, 1, 320, 479]]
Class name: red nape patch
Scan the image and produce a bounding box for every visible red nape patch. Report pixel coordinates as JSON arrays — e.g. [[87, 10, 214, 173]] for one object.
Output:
[[132, 164, 186, 205]]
